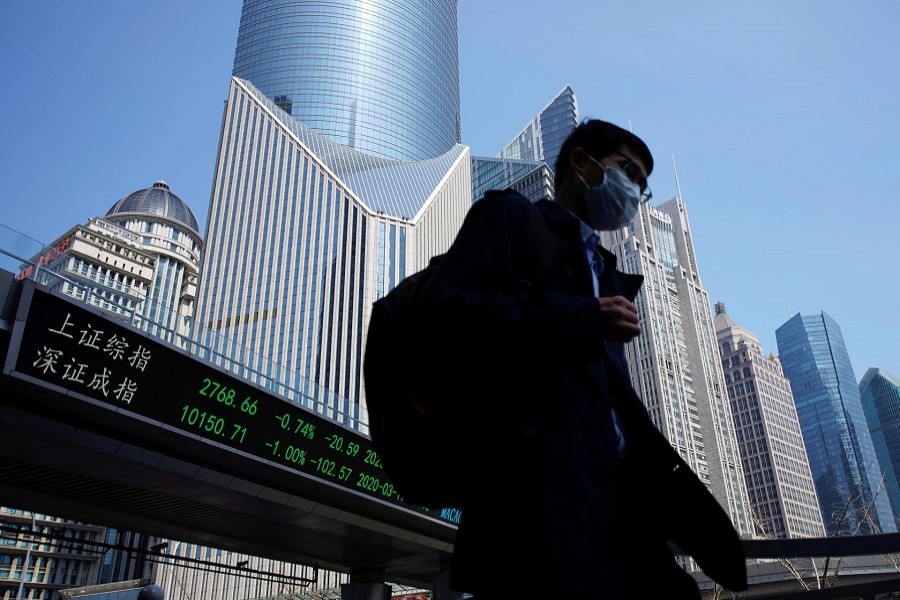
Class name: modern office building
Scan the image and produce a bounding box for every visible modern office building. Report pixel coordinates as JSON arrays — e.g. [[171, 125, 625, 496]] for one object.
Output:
[[0, 509, 347, 600], [859, 367, 900, 530], [776, 312, 896, 534], [714, 302, 824, 538], [471, 85, 578, 203], [0, 510, 155, 600], [600, 196, 753, 536], [195, 76, 469, 430], [231, 0, 460, 162], [471, 157, 553, 204], [19, 181, 203, 343], [497, 85, 578, 170], [196, 0, 471, 430]]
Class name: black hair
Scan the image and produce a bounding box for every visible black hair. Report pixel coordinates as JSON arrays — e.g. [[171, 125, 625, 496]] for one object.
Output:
[[554, 118, 654, 193]]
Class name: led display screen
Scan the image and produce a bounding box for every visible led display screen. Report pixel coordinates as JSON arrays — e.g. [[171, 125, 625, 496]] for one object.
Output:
[[10, 288, 459, 525]]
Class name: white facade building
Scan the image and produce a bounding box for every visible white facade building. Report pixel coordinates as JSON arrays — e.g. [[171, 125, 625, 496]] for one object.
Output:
[[601, 197, 753, 536], [24, 181, 202, 343], [714, 302, 825, 539], [194, 77, 472, 431]]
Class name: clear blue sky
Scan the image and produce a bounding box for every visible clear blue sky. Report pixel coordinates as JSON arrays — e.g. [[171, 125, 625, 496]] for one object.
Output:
[[1, 1, 898, 381]]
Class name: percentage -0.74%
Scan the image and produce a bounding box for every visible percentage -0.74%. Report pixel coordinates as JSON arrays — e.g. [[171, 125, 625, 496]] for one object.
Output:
[[275, 412, 315, 439]]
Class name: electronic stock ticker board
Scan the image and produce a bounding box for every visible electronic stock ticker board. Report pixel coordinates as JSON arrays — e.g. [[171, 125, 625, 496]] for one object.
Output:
[[5, 285, 460, 526]]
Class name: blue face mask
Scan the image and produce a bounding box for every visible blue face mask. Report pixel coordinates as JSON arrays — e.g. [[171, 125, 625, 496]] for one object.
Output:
[[577, 156, 642, 231]]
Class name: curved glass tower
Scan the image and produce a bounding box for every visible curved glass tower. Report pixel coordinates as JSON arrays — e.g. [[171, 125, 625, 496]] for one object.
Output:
[[233, 0, 461, 162]]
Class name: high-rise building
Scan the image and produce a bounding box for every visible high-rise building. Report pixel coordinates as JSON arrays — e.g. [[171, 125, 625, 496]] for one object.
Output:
[[859, 367, 900, 530], [232, 0, 460, 162], [19, 181, 202, 342], [0, 510, 154, 600], [600, 197, 752, 536], [471, 157, 552, 204], [0, 510, 348, 600], [714, 302, 824, 538], [471, 93, 756, 535], [497, 85, 578, 170], [195, 1, 471, 431], [471, 85, 578, 203], [776, 312, 896, 534]]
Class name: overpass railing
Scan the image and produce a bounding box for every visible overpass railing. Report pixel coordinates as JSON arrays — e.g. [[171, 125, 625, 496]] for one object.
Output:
[[0, 221, 368, 434]]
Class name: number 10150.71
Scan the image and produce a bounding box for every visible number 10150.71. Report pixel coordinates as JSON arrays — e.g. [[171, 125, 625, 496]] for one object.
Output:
[[180, 404, 247, 443]]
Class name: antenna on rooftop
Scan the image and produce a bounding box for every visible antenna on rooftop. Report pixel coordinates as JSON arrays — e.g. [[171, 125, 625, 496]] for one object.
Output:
[[787, 300, 793, 317], [628, 119, 634, 133], [672, 154, 684, 202]]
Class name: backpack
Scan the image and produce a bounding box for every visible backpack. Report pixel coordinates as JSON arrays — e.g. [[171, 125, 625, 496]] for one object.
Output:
[[363, 254, 469, 509]]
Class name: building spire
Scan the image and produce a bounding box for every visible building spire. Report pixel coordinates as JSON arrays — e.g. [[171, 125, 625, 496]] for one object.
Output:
[[715, 300, 726, 315], [672, 154, 684, 202]]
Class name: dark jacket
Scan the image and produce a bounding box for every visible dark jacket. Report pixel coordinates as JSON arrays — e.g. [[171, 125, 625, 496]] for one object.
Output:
[[416, 189, 747, 597]]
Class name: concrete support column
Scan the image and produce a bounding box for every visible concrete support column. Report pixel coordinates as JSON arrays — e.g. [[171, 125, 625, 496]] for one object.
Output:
[[341, 570, 391, 600], [432, 568, 465, 600], [339, 582, 391, 600]]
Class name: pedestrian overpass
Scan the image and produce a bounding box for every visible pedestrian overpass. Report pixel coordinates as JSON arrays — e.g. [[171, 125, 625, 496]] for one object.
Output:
[[3, 228, 900, 599], [0, 267, 458, 591]]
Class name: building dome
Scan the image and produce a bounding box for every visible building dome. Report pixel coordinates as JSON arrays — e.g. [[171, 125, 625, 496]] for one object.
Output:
[[106, 180, 200, 232]]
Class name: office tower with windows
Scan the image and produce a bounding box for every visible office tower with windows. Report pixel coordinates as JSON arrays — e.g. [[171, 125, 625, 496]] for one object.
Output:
[[776, 312, 896, 534], [20, 181, 202, 341], [859, 367, 900, 530], [0, 510, 348, 600], [600, 197, 752, 535], [714, 302, 824, 538], [195, 0, 471, 431], [497, 85, 578, 169], [471, 86, 578, 203], [0, 510, 158, 600], [471, 157, 553, 204]]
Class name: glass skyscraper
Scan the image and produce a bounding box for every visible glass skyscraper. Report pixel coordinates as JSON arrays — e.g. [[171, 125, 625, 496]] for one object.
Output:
[[471, 86, 578, 203], [471, 157, 552, 203], [232, 0, 460, 162], [776, 312, 896, 534], [497, 85, 578, 170], [196, 1, 471, 430], [859, 367, 900, 531]]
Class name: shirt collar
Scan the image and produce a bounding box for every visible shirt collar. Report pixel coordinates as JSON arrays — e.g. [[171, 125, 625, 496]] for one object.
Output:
[[579, 220, 600, 254], [556, 203, 600, 251]]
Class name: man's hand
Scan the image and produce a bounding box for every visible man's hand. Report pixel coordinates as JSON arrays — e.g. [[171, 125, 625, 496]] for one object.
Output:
[[598, 295, 641, 342]]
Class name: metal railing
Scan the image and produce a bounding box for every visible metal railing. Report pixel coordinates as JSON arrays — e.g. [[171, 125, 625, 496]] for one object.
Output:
[[0, 221, 368, 434]]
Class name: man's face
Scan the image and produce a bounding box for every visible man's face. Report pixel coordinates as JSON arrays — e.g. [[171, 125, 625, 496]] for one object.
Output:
[[581, 146, 651, 202]]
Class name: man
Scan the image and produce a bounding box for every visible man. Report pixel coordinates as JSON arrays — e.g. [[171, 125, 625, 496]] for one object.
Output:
[[414, 119, 747, 599]]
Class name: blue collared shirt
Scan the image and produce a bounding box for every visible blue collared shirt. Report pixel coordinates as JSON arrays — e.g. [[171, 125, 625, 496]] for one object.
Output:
[[578, 220, 628, 457]]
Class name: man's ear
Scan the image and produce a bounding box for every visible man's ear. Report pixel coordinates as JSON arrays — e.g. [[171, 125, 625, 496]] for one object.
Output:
[[569, 146, 589, 170]]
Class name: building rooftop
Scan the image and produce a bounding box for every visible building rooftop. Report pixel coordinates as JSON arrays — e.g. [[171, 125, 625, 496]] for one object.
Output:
[[106, 181, 200, 232]]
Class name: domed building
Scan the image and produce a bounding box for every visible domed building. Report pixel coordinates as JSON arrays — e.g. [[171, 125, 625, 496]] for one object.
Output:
[[28, 180, 203, 340], [7, 182, 204, 598], [104, 180, 203, 336]]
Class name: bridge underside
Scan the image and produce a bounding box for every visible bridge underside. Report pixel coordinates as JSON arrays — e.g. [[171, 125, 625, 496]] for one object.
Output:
[[0, 370, 455, 588]]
